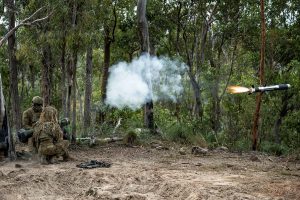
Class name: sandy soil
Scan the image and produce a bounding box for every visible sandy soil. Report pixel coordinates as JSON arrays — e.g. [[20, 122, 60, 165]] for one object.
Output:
[[0, 144, 299, 200]]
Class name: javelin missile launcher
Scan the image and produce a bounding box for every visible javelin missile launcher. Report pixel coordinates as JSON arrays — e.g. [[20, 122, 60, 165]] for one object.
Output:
[[17, 117, 71, 143]]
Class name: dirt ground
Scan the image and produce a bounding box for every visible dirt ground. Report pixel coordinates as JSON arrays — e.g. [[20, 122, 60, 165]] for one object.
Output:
[[0, 143, 299, 200]]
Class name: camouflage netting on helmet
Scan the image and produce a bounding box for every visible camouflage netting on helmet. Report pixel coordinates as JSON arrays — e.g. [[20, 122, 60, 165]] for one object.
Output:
[[32, 96, 43, 105], [40, 106, 58, 123]]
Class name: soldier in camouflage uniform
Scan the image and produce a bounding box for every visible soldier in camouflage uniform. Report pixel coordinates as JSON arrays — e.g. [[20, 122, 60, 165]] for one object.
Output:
[[22, 96, 43, 152], [32, 106, 70, 164]]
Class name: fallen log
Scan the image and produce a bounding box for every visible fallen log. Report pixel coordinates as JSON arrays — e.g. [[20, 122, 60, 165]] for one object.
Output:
[[76, 136, 123, 146]]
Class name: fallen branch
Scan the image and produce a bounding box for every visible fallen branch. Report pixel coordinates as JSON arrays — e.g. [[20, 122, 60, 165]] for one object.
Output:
[[0, 7, 51, 47], [112, 118, 122, 135], [76, 136, 123, 146]]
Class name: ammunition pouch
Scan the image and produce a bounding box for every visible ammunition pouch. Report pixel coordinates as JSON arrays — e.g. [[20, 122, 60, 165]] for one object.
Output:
[[17, 129, 34, 143]]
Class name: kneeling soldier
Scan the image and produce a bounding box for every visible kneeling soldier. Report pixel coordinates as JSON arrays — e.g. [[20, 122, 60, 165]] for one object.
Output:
[[33, 106, 70, 164]]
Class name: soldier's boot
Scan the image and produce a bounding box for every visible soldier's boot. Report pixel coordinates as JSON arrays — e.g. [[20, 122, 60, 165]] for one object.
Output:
[[62, 151, 74, 161], [40, 155, 49, 165], [49, 156, 59, 164]]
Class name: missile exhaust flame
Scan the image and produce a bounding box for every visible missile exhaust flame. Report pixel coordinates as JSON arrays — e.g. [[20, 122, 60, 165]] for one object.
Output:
[[227, 86, 250, 94]]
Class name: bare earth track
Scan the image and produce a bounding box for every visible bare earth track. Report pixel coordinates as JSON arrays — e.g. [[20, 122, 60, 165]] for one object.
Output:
[[0, 144, 299, 200]]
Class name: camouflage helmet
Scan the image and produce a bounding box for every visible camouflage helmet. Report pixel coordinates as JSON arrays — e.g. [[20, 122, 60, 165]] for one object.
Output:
[[59, 118, 70, 126], [32, 96, 43, 105]]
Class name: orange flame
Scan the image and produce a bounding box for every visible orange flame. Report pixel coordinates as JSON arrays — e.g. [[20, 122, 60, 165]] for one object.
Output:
[[227, 86, 250, 94]]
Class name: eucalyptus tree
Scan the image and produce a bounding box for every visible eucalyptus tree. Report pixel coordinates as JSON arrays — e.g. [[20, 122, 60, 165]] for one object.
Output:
[[5, 0, 21, 130], [159, 0, 219, 120], [250, 0, 266, 151], [17, 0, 65, 107], [81, 0, 103, 132], [69, 0, 82, 142], [137, 0, 156, 131], [16, 0, 83, 141], [264, 0, 300, 145], [206, 0, 241, 134], [1, 1, 48, 130], [113, 0, 139, 61], [98, 0, 117, 124], [83, 46, 93, 131]]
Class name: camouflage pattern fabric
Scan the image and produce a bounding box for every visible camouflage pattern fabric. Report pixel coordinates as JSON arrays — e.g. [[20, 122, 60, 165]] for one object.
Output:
[[22, 107, 42, 152], [32, 96, 43, 105], [45, 106, 59, 122], [33, 121, 69, 159], [22, 108, 41, 129]]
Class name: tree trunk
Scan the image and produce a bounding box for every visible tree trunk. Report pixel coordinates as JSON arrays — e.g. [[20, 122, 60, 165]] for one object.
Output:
[[137, 0, 154, 131], [97, 4, 117, 124], [41, 44, 52, 106], [84, 45, 93, 132], [273, 93, 293, 144], [209, 34, 225, 134], [182, 18, 212, 120], [7, 0, 21, 130], [70, 1, 78, 143], [78, 86, 83, 122], [188, 4, 217, 120], [187, 71, 203, 119], [211, 77, 221, 133], [178, 2, 216, 120], [0, 74, 16, 160], [60, 22, 67, 117], [252, 0, 266, 151], [273, 118, 282, 144], [137, 0, 150, 53], [29, 65, 35, 91], [71, 51, 78, 143], [209, 59, 221, 133], [175, 2, 182, 54], [99, 27, 111, 124], [20, 68, 25, 99], [66, 58, 72, 118]]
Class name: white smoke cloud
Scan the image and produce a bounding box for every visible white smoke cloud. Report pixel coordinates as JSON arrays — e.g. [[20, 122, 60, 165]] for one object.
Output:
[[105, 54, 186, 110]]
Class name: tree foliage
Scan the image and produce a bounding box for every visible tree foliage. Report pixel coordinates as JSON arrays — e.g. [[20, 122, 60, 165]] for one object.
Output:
[[0, 0, 299, 153]]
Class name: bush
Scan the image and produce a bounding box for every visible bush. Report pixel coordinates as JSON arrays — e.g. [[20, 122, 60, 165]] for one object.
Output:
[[163, 122, 207, 146], [260, 141, 290, 156], [231, 137, 252, 152], [164, 122, 192, 143]]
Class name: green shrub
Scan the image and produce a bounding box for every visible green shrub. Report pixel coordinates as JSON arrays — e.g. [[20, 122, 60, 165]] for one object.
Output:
[[232, 137, 252, 152], [123, 130, 138, 145], [164, 122, 190, 143], [162, 122, 207, 146], [260, 141, 290, 156], [202, 132, 218, 148]]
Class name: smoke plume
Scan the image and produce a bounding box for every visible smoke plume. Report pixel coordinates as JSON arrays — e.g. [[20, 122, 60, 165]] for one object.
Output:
[[105, 55, 186, 110]]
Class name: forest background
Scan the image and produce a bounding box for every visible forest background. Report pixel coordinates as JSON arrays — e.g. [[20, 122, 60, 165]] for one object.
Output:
[[0, 0, 299, 155]]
